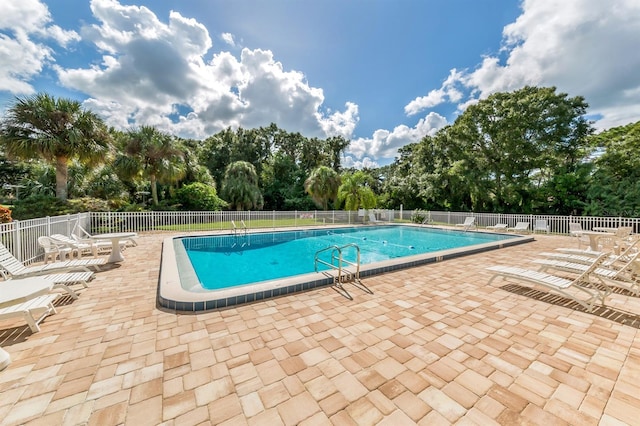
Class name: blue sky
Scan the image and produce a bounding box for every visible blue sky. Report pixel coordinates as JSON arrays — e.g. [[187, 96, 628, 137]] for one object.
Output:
[[1, 0, 640, 168]]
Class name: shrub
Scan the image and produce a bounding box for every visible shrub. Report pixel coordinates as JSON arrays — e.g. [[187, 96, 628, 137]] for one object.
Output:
[[67, 197, 111, 213], [410, 209, 428, 224], [11, 196, 120, 220], [11, 195, 72, 220], [0, 205, 12, 223], [175, 182, 228, 211]]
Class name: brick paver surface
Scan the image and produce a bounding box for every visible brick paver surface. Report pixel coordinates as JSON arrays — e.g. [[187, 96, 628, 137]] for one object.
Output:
[[1, 230, 639, 425]]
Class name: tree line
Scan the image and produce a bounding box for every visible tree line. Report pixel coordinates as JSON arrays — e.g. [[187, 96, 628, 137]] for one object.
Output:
[[0, 87, 638, 219]]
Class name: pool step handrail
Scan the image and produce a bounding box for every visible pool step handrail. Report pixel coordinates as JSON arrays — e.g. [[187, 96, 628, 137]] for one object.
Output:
[[314, 243, 361, 286], [231, 220, 248, 236]]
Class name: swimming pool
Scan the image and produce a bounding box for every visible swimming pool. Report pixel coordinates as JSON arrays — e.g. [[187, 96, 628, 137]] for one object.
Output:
[[158, 225, 533, 311]]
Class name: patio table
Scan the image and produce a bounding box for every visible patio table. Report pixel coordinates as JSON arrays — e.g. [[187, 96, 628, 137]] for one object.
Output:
[[90, 232, 137, 263]]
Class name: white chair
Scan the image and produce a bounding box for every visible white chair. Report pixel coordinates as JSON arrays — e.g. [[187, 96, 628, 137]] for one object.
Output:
[[0, 242, 104, 279], [37, 236, 74, 263], [569, 223, 589, 248], [507, 222, 530, 233], [487, 254, 611, 312], [486, 223, 508, 231], [532, 252, 640, 297], [50, 234, 99, 258], [74, 224, 138, 247], [533, 220, 550, 234], [0, 293, 60, 333], [455, 217, 476, 231], [369, 213, 383, 224]]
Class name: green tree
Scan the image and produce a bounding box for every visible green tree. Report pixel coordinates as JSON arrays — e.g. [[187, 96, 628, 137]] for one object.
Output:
[[384, 86, 593, 213], [0, 93, 111, 200], [221, 161, 263, 210], [114, 126, 186, 205], [585, 121, 640, 216], [338, 171, 377, 210], [304, 166, 341, 210]]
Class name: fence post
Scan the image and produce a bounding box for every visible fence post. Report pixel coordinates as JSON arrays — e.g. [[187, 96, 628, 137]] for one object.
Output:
[[14, 220, 22, 262]]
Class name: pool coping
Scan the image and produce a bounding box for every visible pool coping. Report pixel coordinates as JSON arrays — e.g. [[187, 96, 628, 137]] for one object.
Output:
[[157, 225, 535, 312]]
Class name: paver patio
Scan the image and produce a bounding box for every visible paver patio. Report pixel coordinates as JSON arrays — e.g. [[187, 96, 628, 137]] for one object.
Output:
[[0, 231, 639, 425]]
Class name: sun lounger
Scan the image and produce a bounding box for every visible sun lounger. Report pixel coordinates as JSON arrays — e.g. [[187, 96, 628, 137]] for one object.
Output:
[[486, 223, 508, 231], [533, 219, 550, 234], [455, 217, 476, 231], [30, 271, 95, 299], [507, 222, 530, 233], [50, 234, 105, 258], [537, 251, 607, 265], [487, 254, 611, 312], [369, 213, 383, 224], [532, 252, 640, 296], [0, 242, 104, 279], [74, 224, 138, 247], [0, 293, 59, 333]]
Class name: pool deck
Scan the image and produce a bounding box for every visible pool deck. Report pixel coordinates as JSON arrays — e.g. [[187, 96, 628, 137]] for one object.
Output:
[[1, 230, 639, 425]]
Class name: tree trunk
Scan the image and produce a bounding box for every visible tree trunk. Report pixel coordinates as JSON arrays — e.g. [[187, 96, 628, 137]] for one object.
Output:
[[150, 174, 159, 205], [55, 156, 69, 200]]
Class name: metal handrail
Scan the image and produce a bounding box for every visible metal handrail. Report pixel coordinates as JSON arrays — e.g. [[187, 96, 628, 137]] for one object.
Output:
[[314, 243, 361, 284], [333, 243, 360, 281]]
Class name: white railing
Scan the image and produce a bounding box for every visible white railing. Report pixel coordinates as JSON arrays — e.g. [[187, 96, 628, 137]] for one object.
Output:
[[2, 209, 639, 266]]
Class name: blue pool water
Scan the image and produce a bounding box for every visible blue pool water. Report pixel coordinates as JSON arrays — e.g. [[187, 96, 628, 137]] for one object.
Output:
[[178, 225, 516, 290]]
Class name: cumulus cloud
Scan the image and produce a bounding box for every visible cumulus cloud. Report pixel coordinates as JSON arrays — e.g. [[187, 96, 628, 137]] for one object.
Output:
[[405, 0, 640, 130], [0, 0, 79, 94], [53, 0, 358, 141], [347, 112, 447, 162], [405, 69, 464, 115]]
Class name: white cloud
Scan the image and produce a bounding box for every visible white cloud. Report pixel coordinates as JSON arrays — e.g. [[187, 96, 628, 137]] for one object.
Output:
[[54, 0, 358, 141], [0, 0, 79, 94], [404, 69, 464, 115], [342, 155, 379, 170], [405, 0, 640, 129], [347, 112, 447, 162], [319, 102, 359, 139], [221, 32, 235, 47]]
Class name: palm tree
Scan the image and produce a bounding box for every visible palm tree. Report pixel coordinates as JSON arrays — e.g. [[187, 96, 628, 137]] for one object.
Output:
[[304, 166, 341, 210], [114, 126, 186, 205], [0, 93, 111, 200], [221, 161, 263, 210], [338, 171, 377, 210]]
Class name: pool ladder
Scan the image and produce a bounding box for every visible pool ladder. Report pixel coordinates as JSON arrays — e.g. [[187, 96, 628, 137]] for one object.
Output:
[[230, 220, 248, 248], [314, 243, 372, 299]]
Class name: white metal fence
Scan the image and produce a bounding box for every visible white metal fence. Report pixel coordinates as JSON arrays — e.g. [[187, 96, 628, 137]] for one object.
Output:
[[2, 209, 640, 265]]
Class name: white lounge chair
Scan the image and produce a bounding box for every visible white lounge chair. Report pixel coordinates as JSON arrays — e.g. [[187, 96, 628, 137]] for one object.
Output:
[[0, 242, 104, 279], [507, 222, 530, 233], [532, 252, 640, 296], [455, 217, 476, 231], [533, 219, 550, 234], [23, 271, 95, 299], [54, 233, 128, 258], [369, 213, 383, 224], [50, 234, 100, 258], [487, 253, 611, 312], [0, 293, 60, 333], [486, 223, 508, 231], [73, 224, 138, 247], [537, 251, 606, 265]]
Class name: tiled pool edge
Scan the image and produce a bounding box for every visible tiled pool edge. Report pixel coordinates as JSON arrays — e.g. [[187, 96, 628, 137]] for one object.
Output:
[[157, 228, 534, 312]]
